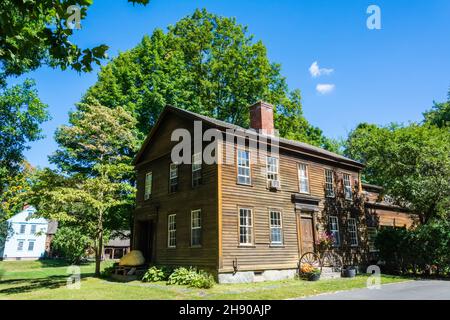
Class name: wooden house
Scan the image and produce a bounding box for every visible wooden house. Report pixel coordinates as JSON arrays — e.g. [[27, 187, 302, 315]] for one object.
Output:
[[132, 101, 415, 283]]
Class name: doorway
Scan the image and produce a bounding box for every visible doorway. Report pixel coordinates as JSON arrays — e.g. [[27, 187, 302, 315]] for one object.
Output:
[[135, 220, 154, 263], [298, 213, 316, 255]]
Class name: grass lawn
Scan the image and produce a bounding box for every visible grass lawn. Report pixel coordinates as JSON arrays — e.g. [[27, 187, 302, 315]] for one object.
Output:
[[0, 260, 408, 300]]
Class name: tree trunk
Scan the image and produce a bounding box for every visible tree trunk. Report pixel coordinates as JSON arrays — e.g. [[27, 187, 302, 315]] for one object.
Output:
[[95, 229, 103, 277]]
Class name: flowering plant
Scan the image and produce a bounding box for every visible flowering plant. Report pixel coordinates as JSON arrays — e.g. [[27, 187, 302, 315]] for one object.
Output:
[[300, 263, 320, 275], [316, 231, 333, 252]]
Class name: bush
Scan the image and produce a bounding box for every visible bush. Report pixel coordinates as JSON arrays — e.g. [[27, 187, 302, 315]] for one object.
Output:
[[167, 267, 215, 289], [376, 221, 450, 276], [52, 226, 92, 264], [101, 262, 118, 278], [142, 266, 172, 282]]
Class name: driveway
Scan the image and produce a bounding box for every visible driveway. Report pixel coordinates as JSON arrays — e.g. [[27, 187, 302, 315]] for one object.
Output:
[[300, 280, 450, 300]]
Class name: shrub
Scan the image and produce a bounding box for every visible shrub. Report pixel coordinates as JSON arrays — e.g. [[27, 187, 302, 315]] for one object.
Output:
[[101, 262, 118, 278], [52, 226, 92, 264], [142, 266, 172, 282], [167, 267, 215, 289]]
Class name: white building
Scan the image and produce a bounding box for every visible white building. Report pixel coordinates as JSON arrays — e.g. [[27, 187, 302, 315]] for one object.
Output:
[[0, 206, 49, 260]]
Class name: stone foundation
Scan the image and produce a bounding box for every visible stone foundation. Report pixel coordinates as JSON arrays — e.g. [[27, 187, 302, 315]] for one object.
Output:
[[218, 269, 297, 284]]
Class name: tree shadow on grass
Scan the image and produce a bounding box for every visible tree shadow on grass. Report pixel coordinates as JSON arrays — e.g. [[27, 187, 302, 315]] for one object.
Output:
[[0, 272, 95, 296]]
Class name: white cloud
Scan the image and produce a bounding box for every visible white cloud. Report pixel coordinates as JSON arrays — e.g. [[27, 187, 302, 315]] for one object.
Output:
[[316, 84, 335, 95], [309, 61, 334, 78]]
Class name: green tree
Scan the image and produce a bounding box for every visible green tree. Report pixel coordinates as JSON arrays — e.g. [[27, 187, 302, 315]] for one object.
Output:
[[29, 104, 139, 276], [0, 0, 149, 86], [83, 8, 333, 150], [423, 88, 450, 128], [52, 226, 93, 264], [345, 122, 450, 223]]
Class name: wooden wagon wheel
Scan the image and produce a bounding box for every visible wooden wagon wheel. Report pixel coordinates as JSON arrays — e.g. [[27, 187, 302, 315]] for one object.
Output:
[[299, 252, 322, 271], [321, 251, 343, 272]]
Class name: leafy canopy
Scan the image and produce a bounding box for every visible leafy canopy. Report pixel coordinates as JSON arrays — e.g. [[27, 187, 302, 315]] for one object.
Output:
[[0, 0, 149, 86], [83, 9, 335, 151]]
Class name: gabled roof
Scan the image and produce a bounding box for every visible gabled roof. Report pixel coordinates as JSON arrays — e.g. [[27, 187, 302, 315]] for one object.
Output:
[[134, 105, 364, 168]]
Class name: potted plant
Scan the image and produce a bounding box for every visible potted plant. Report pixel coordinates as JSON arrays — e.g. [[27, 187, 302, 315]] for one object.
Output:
[[316, 231, 333, 254], [342, 266, 357, 278], [300, 263, 321, 281]]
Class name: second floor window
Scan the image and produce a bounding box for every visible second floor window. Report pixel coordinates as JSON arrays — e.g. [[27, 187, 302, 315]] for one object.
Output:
[[30, 224, 36, 234], [237, 150, 251, 185], [343, 173, 352, 200], [348, 218, 358, 247], [269, 210, 283, 245], [329, 216, 340, 247], [325, 169, 335, 197], [169, 163, 178, 193], [168, 214, 176, 248], [298, 163, 309, 194], [144, 172, 152, 200], [267, 156, 279, 182], [19, 224, 26, 234], [191, 209, 202, 247], [239, 208, 253, 245], [192, 153, 202, 187]]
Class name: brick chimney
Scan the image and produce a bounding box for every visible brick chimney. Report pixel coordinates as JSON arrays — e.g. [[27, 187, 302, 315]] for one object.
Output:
[[249, 101, 274, 134]]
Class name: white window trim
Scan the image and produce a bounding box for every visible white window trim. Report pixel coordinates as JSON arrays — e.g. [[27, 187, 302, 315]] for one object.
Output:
[[27, 240, 35, 251], [343, 173, 352, 200], [19, 224, 26, 234], [144, 172, 152, 200], [269, 210, 283, 245], [266, 156, 279, 182], [237, 149, 251, 185], [367, 227, 379, 252], [298, 163, 310, 194], [169, 163, 178, 192], [190, 209, 202, 247], [325, 169, 335, 198], [30, 224, 36, 234], [17, 240, 24, 251], [167, 214, 176, 248], [239, 208, 253, 245], [329, 216, 340, 247], [192, 153, 202, 187], [348, 218, 358, 247]]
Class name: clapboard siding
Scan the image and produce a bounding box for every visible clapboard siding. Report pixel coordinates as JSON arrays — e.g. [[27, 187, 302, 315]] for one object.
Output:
[[219, 141, 361, 272]]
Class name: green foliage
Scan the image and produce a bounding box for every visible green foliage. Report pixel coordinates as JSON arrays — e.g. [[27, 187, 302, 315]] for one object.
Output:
[[344, 122, 450, 223], [52, 226, 92, 264], [166, 267, 215, 289], [423, 89, 450, 128], [0, 0, 149, 85], [0, 80, 49, 189], [142, 266, 172, 282], [101, 262, 118, 278], [83, 8, 334, 150], [28, 104, 139, 276], [376, 221, 450, 275]]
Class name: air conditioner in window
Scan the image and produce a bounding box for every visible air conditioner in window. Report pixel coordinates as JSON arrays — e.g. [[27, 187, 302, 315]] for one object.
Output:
[[269, 180, 281, 190]]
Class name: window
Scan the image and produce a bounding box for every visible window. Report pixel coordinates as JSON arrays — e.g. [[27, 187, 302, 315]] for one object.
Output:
[[348, 218, 358, 247], [17, 240, 24, 251], [27, 212, 33, 219], [167, 214, 176, 248], [192, 153, 202, 187], [191, 209, 202, 247], [343, 173, 352, 200], [30, 224, 36, 234], [267, 156, 279, 182], [367, 227, 378, 252], [298, 163, 310, 194], [19, 224, 26, 234], [144, 172, 152, 200], [28, 241, 35, 251], [237, 150, 251, 185], [329, 216, 340, 247], [325, 169, 335, 197], [169, 163, 178, 193], [239, 208, 253, 245], [269, 210, 283, 245]]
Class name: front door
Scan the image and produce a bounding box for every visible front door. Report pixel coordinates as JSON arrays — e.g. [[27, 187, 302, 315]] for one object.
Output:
[[300, 216, 315, 254], [135, 220, 154, 262]]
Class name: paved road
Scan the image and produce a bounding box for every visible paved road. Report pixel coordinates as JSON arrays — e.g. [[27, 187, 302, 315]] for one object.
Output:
[[301, 280, 450, 300]]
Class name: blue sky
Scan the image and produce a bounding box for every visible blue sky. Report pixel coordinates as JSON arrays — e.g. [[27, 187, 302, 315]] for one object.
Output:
[[14, 0, 450, 168]]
